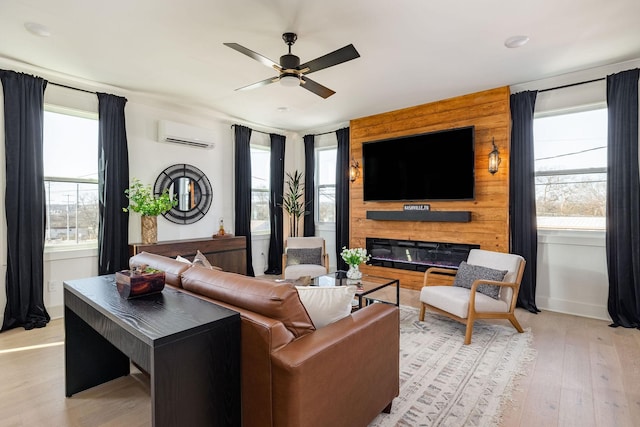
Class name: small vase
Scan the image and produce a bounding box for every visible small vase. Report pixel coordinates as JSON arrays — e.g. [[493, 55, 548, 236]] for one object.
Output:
[[346, 264, 362, 282], [141, 215, 158, 244]]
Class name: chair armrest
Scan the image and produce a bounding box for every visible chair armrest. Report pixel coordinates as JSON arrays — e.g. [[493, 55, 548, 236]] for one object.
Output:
[[270, 304, 399, 426], [424, 266, 457, 287], [470, 279, 519, 292], [468, 279, 520, 312]]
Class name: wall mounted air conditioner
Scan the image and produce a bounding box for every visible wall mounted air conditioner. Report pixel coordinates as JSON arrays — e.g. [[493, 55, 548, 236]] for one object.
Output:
[[157, 120, 216, 149]]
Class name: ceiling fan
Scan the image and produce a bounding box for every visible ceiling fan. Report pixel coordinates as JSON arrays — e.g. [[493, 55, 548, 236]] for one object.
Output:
[[224, 33, 360, 99]]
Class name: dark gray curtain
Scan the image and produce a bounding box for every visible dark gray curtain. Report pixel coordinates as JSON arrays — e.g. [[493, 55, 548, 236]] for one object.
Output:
[[335, 127, 350, 271], [97, 93, 130, 275], [303, 134, 316, 237], [606, 68, 640, 328], [509, 90, 540, 313], [0, 70, 50, 331], [265, 133, 285, 275], [234, 125, 255, 276]]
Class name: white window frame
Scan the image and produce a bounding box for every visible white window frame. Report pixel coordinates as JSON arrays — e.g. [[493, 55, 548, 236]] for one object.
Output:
[[533, 105, 607, 231], [250, 144, 271, 235], [44, 106, 99, 251], [315, 146, 337, 228]]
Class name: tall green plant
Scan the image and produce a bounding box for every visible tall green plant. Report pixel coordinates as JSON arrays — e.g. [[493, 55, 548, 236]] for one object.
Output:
[[281, 170, 307, 237]]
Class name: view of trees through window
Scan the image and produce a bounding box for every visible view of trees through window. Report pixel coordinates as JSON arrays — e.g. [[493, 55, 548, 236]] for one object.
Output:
[[316, 148, 336, 223], [44, 110, 99, 247], [250, 146, 270, 233], [534, 108, 607, 230]]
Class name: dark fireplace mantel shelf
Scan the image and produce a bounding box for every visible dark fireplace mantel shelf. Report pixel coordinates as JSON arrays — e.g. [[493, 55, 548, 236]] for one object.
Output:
[[366, 210, 471, 222]]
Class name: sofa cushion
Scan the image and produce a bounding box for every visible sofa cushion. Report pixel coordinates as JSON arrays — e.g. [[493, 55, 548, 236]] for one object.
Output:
[[295, 285, 357, 328], [286, 247, 322, 266], [181, 266, 315, 338], [453, 261, 506, 299], [129, 252, 191, 287]]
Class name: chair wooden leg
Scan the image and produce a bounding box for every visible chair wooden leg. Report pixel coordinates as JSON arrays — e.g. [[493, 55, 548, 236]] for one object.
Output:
[[419, 303, 426, 321], [508, 314, 524, 333], [464, 317, 474, 345]]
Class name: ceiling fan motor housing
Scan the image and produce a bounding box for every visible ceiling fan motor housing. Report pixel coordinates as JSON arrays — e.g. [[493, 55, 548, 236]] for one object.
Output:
[[280, 53, 300, 70]]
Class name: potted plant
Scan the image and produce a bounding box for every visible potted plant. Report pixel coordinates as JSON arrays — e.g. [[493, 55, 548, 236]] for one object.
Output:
[[123, 178, 176, 244], [281, 170, 308, 237], [340, 247, 371, 282]]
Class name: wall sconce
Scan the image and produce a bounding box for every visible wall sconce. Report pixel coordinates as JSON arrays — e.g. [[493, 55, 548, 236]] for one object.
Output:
[[488, 138, 501, 175], [349, 156, 361, 182]]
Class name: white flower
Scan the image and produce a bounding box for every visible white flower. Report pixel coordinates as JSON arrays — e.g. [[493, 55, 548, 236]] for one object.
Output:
[[340, 247, 371, 267]]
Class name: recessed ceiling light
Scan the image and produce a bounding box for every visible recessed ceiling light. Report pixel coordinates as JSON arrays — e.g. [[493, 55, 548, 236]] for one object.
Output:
[[24, 22, 51, 37], [504, 35, 529, 49], [276, 107, 289, 113]]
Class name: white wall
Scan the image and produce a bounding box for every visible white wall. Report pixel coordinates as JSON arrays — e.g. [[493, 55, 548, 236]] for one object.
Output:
[[4, 55, 638, 322], [537, 231, 609, 320], [0, 57, 294, 319], [512, 58, 640, 321]]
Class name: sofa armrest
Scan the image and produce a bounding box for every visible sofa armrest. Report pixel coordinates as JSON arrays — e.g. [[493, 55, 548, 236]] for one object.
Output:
[[270, 303, 399, 427]]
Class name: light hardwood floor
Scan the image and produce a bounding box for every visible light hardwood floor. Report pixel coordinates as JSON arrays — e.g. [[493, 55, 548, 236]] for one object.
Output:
[[1, 288, 638, 426]]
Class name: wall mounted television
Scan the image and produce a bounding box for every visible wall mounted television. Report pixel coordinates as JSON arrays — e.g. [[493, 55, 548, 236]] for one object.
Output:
[[362, 126, 475, 201]]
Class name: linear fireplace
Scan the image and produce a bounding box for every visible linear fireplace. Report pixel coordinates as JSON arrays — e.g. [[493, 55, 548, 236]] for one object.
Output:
[[366, 238, 480, 272]]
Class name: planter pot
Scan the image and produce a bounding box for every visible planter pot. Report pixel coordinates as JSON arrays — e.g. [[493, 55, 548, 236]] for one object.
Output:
[[115, 269, 165, 299], [141, 215, 158, 244]]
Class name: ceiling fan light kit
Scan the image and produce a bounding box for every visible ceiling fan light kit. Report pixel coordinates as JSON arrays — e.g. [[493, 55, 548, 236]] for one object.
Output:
[[280, 74, 300, 87], [224, 32, 360, 98]]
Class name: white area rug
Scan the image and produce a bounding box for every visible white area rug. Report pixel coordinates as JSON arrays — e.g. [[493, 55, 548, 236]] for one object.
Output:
[[370, 306, 535, 427]]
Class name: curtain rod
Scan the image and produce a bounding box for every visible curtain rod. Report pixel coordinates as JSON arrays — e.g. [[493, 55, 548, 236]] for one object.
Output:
[[231, 124, 345, 137], [538, 77, 605, 94], [48, 81, 97, 95], [231, 124, 283, 137], [309, 130, 337, 137]]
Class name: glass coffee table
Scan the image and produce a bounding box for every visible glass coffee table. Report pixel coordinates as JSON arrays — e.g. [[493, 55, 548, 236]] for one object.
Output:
[[309, 271, 400, 310]]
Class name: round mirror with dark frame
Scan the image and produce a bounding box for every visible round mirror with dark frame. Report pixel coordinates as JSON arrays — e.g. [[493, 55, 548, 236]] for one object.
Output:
[[154, 164, 212, 224]]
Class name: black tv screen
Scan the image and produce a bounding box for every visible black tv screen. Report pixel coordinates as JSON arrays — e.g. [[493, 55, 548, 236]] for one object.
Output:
[[362, 126, 475, 201]]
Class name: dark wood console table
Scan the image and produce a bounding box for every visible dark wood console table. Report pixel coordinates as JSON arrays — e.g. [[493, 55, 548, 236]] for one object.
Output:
[[64, 275, 241, 426], [129, 236, 247, 275]]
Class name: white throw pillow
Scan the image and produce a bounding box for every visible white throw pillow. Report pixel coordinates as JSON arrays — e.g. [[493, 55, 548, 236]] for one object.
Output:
[[295, 285, 357, 328], [192, 250, 223, 271], [176, 255, 192, 264]]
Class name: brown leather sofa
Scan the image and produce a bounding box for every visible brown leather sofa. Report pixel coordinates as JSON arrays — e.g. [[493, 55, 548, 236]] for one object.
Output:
[[130, 252, 400, 427]]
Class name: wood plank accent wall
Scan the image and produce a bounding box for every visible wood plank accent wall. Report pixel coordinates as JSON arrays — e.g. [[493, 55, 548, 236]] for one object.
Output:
[[349, 87, 511, 290]]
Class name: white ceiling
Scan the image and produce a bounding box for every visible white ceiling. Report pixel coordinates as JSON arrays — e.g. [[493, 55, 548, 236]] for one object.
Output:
[[1, 0, 640, 132]]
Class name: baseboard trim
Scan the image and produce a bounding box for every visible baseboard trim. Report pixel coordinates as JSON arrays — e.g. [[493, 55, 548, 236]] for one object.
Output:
[[536, 296, 610, 321], [48, 304, 64, 320]]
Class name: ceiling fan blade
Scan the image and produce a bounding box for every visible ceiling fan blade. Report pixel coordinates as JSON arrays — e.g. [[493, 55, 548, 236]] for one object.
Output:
[[224, 42, 280, 70], [236, 76, 279, 91], [300, 76, 335, 99], [299, 44, 360, 74]]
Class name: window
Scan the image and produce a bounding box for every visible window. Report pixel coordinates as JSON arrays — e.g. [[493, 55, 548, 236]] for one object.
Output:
[[44, 109, 99, 248], [250, 145, 270, 233], [316, 148, 336, 224], [534, 108, 607, 230]]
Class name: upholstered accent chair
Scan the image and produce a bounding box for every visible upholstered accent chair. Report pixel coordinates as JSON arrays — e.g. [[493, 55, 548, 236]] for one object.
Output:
[[282, 237, 329, 280], [419, 249, 526, 345]]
